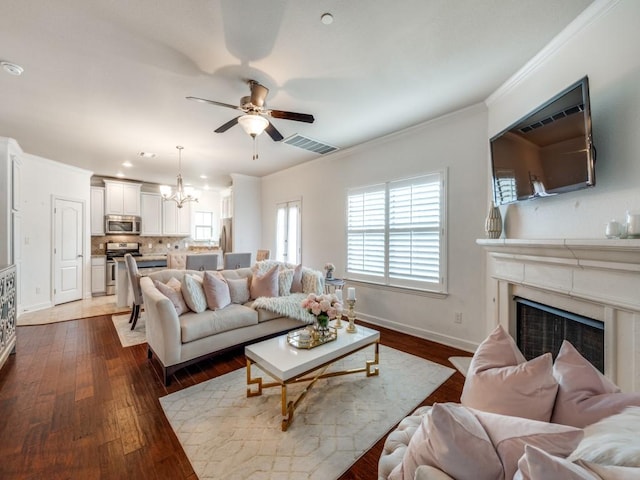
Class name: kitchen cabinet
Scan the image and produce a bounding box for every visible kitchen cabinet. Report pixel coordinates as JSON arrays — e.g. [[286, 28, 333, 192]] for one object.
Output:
[[91, 256, 106, 295], [141, 193, 163, 236], [162, 200, 191, 236], [104, 180, 141, 216], [90, 186, 105, 236]]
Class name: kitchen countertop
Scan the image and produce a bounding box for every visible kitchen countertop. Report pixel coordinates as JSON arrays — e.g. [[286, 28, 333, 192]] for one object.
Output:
[[113, 254, 168, 263]]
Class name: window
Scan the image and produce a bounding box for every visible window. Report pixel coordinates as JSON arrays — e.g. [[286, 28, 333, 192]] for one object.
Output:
[[276, 200, 301, 264], [494, 169, 517, 204], [346, 171, 446, 292], [194, 211, 214, 240]]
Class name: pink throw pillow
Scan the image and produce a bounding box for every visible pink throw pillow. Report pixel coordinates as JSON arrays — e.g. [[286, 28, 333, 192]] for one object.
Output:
[[202, 271, 231, 311], [514, 445, 599, 480], [250, 265, 279, 299], [474, 409, 583, 480], [552, 340, 640, 428], [461, 324, 558, 421], [290, 264, 303, 293], [389, 403, 502, 480], [153, 278, 188, 315]]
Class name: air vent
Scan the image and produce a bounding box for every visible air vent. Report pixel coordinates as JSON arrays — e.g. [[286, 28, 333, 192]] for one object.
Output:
[[283, 134, 339, 155], [519, 103, 584, 134]]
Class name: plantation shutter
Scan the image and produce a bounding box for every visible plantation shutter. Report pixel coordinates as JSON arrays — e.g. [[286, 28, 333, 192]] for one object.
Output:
[[494, 170, 517, 204], [388, 174, 442, 286], [346, 185, 385, 277], [346, 171, 446, 292]]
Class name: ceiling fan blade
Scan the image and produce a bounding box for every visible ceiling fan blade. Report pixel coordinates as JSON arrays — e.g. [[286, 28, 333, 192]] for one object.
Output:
[[249, 81, 269, 108], [186, 96, 243, 111], [214, 116, 241, 133], [269, 109, 315, 123], [265, 121, 284, 142]]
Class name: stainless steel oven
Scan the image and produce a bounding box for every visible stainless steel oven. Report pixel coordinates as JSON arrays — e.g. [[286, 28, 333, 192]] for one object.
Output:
[[105, 215, 141, 235], [105, 242, 141, 296]]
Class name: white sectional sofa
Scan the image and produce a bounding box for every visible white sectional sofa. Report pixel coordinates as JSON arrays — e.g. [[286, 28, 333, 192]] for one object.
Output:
[[140, 262, 323, 385]]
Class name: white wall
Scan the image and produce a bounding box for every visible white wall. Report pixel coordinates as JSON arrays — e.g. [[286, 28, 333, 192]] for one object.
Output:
[[230, 173, 262, 259], [19, 152, 92, 312], [487, 0, 640, 239], [262, 104, 489, 351]]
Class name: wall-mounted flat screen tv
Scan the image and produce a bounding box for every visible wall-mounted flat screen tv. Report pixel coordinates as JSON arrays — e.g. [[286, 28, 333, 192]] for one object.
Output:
[[490, 76, 595, 206]]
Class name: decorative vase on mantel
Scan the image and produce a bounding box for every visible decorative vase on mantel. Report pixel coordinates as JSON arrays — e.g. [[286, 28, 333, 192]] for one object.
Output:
[[485, 201, 503, 239]]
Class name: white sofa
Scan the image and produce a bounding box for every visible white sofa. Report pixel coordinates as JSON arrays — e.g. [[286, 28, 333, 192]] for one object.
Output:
[[141, 264, 323, 385]]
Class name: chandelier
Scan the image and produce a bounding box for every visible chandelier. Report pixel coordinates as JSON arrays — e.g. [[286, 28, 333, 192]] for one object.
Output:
[[159, 146, 198, 208]]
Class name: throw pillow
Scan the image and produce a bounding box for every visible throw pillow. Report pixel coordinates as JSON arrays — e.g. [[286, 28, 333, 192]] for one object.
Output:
[[181, 274, 207, 313], [460, 324, 558, 421], [290, 264, 303, 293], [569, 406, 640, 467], [202, 271, 231, 311], [474, 408, 583, 480], [389, 403, 502, 480], [552, 340, 640, 428], [250, 265, 279, 299], [153, 279, 188, 316], [514, 445, 600, 480], [227, 277, 250, 304], [278, 268, 295, 296]]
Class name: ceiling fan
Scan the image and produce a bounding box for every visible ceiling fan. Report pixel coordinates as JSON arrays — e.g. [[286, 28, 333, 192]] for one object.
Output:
[[187, 80, 314, 159]]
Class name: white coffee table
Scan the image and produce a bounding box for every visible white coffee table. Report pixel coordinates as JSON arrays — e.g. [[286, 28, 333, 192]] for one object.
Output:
[[245, 323, 380, 431]]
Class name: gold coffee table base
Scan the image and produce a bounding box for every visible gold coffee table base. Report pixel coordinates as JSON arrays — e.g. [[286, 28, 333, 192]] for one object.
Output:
[[246, 341, 379, 431]]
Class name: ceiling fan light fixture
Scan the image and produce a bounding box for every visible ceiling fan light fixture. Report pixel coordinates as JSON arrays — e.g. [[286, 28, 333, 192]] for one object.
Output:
[[238, 114, 269, 137]]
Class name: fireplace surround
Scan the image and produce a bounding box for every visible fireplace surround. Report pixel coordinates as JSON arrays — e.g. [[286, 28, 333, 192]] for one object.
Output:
[[477, 238, 640, 393]]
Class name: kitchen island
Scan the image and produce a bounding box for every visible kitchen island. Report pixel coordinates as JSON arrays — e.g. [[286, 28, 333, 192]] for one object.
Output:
[[115, 255, 167, 308]]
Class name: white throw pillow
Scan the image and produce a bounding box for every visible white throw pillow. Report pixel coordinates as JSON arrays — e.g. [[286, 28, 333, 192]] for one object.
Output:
[[181, 274, 207, 313]]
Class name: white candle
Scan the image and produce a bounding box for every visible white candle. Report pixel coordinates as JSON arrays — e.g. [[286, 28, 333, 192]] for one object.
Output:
[[335, 289, 343, 301], [347, 287, 356, 300]]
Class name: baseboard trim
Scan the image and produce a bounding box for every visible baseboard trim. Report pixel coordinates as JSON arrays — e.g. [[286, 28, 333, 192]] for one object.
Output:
[[356, 311, 478, 353]]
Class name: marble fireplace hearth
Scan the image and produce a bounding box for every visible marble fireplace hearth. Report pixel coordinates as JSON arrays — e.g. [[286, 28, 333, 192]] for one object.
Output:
[[477, 238, 640, 393]]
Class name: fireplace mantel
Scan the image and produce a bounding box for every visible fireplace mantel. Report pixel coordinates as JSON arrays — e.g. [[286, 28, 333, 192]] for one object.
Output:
[[477, 238, 640, 392]]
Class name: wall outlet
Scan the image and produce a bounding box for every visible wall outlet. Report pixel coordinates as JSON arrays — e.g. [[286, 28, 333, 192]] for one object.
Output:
[[99, 243, 104, 249], [148, 243, 152, 249], [454, 312, 462, 324], [36, 287, 41, 294]]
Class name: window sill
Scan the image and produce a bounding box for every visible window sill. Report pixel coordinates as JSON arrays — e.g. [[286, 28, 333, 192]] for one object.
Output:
[[343, 278, 449, 299]]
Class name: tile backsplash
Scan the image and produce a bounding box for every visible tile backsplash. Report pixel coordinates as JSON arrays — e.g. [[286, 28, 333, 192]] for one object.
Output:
[[91, 235, 197, 255]]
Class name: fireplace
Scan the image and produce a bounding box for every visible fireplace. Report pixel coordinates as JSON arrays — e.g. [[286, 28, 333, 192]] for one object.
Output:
[[477, 238, 640, 393], [516, 297, 604, 372]]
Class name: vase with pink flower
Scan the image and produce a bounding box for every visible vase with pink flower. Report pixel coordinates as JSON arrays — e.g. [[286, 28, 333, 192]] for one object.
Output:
[[301, 293, 342, 339]]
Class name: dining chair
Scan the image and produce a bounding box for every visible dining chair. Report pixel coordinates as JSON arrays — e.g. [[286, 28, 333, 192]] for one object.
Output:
[[186, 254, 218, 271], [256, 249, 271, 261], [223, 252, 252, 270], [124, 253, 144, 330]]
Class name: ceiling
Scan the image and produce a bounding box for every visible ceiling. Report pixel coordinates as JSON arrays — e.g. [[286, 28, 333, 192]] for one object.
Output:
[[0, 0, 594, 190]]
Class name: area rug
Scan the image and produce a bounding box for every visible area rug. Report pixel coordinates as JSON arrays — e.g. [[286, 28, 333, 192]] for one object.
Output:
[[448, 356, 472, 377], [111, 313, 146, 347], [160, 345, 454, 480]]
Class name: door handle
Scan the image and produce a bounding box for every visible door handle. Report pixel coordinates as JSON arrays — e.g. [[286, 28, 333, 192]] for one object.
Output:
[[77, 254, 83, 258]]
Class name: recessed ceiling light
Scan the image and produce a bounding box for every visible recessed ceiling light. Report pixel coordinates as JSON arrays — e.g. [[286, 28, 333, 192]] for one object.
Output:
[[321, 13, 334, 25], [1, 61, 24, 76], [199, 174, 208, 179], [138, 151, 156, 158], [122, 161, 133, 168], [116, 172, 125, 178]]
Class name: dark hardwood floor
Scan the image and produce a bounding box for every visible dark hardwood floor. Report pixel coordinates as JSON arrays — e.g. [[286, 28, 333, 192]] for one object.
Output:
[[0, 315, 469, 480]]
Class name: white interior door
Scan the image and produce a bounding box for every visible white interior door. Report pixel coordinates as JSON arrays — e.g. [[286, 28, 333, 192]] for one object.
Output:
[[54, 198, 84, 305], [276, 200, 301, 264]]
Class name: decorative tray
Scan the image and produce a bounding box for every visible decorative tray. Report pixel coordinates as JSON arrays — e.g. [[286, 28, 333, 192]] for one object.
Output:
[[287, 327, 337, 349]]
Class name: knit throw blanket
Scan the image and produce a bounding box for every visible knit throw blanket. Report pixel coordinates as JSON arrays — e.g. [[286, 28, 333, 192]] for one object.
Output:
[[251, 293, 315, 324]]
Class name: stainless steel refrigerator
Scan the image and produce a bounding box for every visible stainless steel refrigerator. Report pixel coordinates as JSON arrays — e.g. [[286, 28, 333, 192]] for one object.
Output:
[[219, 218, 232, 253]]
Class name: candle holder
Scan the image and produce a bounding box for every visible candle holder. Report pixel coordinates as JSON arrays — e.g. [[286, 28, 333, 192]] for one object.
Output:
[[334, 309, 343, 329], [346, 298, 357, 333]]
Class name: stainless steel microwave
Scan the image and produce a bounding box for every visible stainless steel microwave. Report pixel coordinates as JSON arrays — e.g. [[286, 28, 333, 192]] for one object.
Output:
[[105, 215, 141, 235]]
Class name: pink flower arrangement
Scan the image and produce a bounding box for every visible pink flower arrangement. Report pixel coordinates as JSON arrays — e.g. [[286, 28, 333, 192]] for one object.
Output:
[[301, 293, 343, 325]]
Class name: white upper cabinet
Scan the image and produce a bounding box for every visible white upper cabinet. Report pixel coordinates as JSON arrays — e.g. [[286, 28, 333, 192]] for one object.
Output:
[[104, 180, 141, 216], [141, 193, 163, 236], [163, 200, 191, 236], [90, 186, 105, 236]]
